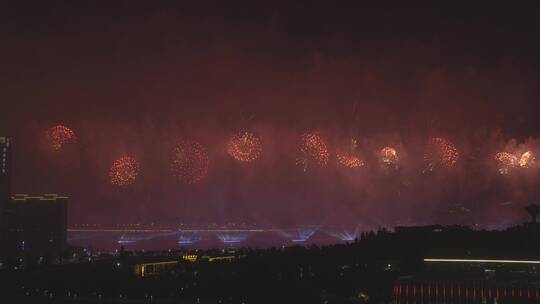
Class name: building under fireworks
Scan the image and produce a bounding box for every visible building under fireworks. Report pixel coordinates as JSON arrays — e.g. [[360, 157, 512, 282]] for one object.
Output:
[[0, 137, 67, 259]]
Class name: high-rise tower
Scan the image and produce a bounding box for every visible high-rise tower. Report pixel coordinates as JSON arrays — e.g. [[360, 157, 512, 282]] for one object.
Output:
[[0, 137, 68, 258], [0, 136, 12, 214]]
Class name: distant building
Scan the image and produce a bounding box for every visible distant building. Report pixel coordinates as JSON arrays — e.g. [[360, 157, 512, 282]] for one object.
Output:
[[0, 137, 68, 259], [133, 259, 179, 277], [0, 137, 12, 214], [2, 194, 68, 258], [132, 253, 242, 277]]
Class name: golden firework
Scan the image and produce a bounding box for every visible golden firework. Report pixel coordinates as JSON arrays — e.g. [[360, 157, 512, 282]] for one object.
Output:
[[297, 132, 329, 170], [109, 156, 140, 186], [379, 146, 398, 168], [519, 150, 535, 168], [227, 131, 262, 162], [495, 152, 518, 175], [336, 139, 364, 169]]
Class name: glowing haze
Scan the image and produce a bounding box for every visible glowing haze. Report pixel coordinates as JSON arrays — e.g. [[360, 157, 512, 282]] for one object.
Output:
[[171, 141, 209, 184], [3, 3, 540, 228]]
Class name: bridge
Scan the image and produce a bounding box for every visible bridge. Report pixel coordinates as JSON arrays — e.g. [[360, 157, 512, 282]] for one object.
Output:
[[67, 225, 365, 245]]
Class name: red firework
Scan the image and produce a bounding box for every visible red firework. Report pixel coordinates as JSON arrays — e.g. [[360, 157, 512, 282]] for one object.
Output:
[[44, 125, 77, 151], [297, 132, 329, 170], [424, 137, 459, 170], [227, 131, 262, 162], [171, 140, 209, 184], [336, 139, 364, 169], [336, 149, 365, 169], [109, 156, 140, 186]]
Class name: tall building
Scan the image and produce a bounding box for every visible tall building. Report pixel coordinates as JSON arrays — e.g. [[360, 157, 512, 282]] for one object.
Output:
[[0, 137, 12, 215], [3, 194, 68, 257], [0, 137, 68, 259]]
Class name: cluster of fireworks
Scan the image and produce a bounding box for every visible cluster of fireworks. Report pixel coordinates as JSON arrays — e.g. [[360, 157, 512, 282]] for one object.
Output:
[[171, 140, 210, 184], [44, 125, 77, 151], [495, 150, 535, 175], [43, 124, 540, 187], [296, 132, 330, 171], [226, 131, 262, 162], [109, 156, 140, 186]]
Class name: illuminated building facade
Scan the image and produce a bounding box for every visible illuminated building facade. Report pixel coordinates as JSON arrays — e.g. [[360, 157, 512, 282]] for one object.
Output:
[[133, 260, 178, 277]]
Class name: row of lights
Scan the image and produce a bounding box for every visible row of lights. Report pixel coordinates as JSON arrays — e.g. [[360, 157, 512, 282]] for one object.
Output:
[[1, 137, 9, 175]]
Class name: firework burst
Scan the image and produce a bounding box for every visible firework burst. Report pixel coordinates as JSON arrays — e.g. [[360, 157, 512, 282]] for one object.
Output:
[[226, 131, 262, 162], [109, 156, 140, 186], [297, 132, 329, 171], [424, 137, 459, 172], [44, 125, 77, 151], [519, 150, 535, 168], [379, 146, 398, 169], [171, 140, 209, 184], [336, 139, 364, 169], [495, 152, 518, 175]]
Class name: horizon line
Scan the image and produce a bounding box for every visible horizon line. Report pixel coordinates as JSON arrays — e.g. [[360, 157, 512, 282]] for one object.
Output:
[[424, 258, 540, 264]]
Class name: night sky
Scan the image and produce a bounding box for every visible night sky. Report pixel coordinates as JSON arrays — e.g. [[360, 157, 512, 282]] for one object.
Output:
[[2, 2, 540, 227]]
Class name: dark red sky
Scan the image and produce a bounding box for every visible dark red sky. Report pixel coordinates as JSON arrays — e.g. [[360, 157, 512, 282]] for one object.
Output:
[[2, 2, 540, 227]]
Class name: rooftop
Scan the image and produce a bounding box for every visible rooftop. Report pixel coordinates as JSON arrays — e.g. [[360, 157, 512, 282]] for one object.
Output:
[[11, 194, 68, 201]]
